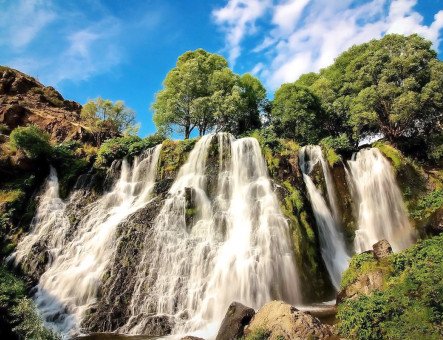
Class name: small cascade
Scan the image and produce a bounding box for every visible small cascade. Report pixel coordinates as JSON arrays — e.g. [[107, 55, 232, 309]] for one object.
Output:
[[8, 166, 70, 272], [121, 134, 300, 338], [12, 145, 162, 337], [347, 148, 414, 253], [299, 146, 349, 289]]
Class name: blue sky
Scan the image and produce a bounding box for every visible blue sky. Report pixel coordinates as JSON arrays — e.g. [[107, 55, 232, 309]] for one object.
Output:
[[1, 0, 442, 137]]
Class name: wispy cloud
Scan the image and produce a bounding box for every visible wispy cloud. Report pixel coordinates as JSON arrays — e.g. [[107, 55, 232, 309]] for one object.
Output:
[[212, 0, 271, 64], [213, 0, 443, 89], [0, 0, 127, 86], [0, 0, 56, 49]]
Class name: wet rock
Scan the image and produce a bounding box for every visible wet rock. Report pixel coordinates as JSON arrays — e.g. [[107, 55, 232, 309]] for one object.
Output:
[[181, 337, 205, 340], [372, 239, 392, 260], [244, 301, 333, 340], [216, 302, 255, 340]]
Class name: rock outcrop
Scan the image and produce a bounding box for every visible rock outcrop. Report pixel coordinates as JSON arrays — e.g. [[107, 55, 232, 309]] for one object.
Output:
[[244, 301, 333, 340], [0, 67, 102, 144], [337, 240, 392, 303], [216, 302, 255, 340]]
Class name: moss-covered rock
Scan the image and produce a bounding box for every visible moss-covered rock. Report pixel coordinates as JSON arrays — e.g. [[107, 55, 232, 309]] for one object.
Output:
[[337, 235, 443, 339]]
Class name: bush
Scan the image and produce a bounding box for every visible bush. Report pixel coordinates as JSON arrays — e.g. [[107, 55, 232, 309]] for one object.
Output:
[[0, 266, 59, 339], [95, 135, 141, 166], [337, 235, 443, 339], [9, 125, 52, 159]]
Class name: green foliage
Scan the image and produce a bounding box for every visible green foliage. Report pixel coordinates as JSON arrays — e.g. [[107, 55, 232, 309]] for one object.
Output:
[[158, 138, 197, 178], [340, 252, 377, 289], [286, 34, 443, 160], [271, 83, 326, 144], [0, 266, 59, 339], [337, 235, 443, 339], [244, 328, 270, 340], [81, 97, 138, 142], [9, 125, 51, 159], [95, 134, 164, 167], [0, 123, 9, 134], [409, 189, 443, 221], [153, 49, 266, 138]]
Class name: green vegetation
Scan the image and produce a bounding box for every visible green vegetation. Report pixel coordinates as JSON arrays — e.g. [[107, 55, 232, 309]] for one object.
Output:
[[271, 83, 326, 144], [158, 138, 197, 179], [10, 125, 52, 159], [337, 234, 443, 339], [0, 266, 59, 339], [81, 97, 139, 144], [274, 34, 443, 163], [153, 49, 266, 138], [244, 328, 270, 340], [95, 133, 165, 167]]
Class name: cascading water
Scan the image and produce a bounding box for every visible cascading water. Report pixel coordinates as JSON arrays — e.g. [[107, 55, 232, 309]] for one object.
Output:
[[299, 146, 349, 289], [9, 166, 70, 272], [122, 134, 300, 338], [347, 148, 414, 253], [11, 145, 162, 337]]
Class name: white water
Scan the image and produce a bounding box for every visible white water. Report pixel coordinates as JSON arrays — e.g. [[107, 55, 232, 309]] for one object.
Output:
[[9, 166, 70, 271], [299, 146, 349, 290], [11, 146, 162, 337], [122, 134, 300, 339], [347, 148, 414, 253]]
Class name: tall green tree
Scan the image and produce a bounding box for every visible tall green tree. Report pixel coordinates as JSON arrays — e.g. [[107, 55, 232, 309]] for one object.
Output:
[[152, 49, 266, 138], [292, 34, 443, 159], [271, 83, 326, 144]]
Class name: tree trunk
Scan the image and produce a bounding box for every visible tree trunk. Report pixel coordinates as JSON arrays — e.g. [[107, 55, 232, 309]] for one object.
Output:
[[185, 126, 190, 139]]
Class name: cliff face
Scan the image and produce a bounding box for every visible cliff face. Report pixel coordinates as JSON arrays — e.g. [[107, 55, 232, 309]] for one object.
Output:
[[0, 66, 94, 143]]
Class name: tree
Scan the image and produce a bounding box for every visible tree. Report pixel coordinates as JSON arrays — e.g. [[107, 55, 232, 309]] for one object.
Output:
[[153, 49, 229, 138], [271, 83, 327, 144], [293, 34, 443, 160], [152, 49, 267, 138], [81, 97, 138, 144]]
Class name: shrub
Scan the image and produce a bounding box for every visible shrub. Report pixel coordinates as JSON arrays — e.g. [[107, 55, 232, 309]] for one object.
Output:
[[9, 125, 52, 159], [0, 266, 59, 339], [95, 135, 141, 166], [337, 235, 443, 339]]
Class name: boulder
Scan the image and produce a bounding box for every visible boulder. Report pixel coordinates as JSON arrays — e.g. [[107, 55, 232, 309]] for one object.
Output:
[[336, 269, 384, 303], [244, 301, 333, 340], [372, 239, 392, 260], [216, 302, 255, 340]]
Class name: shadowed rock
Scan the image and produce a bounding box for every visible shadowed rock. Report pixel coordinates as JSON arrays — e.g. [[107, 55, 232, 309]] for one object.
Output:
[[216, 302, 255, 340]]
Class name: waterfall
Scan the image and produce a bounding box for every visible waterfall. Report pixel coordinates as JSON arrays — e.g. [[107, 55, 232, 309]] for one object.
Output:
[[121, 134, 300, 338], [11, 145, 162, 337], [299, 146, 349, 290], [347, 148, 414, 253], [8, 166, 70, 272]]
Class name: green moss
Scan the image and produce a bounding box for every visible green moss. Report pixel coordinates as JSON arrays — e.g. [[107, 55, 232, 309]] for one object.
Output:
[[158, 138, 197, 179], [337, 235, 443, 339], [244, 328, 270, 340], [340, 252, 377, 288], [374, 141, 403, 170]]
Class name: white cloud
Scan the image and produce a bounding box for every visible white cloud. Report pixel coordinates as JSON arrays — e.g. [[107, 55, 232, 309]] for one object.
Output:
[[0, 1, 124, 85], [213, 0, 443, 89], [212, 0, 271, 64], [0, 0, 56, 49]]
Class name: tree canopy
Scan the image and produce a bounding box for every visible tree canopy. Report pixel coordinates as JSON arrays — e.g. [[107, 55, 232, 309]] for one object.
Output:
[[152, 49, 266, 138], [273, 34, 443, 161], [81, 97, 138, 144]]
